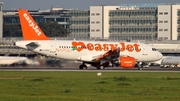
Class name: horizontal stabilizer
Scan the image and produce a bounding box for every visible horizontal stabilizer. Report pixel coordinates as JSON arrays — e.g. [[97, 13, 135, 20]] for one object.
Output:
[[25, 42, 40, 50]]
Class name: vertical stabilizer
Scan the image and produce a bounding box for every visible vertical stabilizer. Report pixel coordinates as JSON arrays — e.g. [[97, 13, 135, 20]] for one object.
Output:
[[18, 9, 50, 40]]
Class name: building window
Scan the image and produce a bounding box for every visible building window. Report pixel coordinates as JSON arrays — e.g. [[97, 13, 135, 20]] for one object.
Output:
[[159, 29, 163, 31], [164, 21, 168, 23], [91, 13, 95, 16], [96, 21, 100, 24], [159, 12, 163, 15], [159, 21, 163, 23], [159, 37, 163, 40], [164, 29, 168, 31], [96, 13, 100, 16], [96, 29, 100, 32], [164, 12, 168, 15], [91, 21, 95, 24], [91, 29, 95, 32], [164, 37, 168, 40], [46, 18, 54, 22]]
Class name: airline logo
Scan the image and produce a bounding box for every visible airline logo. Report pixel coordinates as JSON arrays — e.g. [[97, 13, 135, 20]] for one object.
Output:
[[71, 41, 141, 52], [23, 13, 42, 36]]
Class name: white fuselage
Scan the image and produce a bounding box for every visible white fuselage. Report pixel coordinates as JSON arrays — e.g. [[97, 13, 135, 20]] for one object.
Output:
[[15, 40, 163, 62]]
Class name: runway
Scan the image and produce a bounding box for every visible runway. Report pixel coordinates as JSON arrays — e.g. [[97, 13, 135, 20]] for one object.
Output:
[[0, 66, 180, 72]]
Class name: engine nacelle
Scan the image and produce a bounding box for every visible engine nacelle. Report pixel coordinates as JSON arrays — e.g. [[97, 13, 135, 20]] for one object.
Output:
[[116, 56, 136, 68]]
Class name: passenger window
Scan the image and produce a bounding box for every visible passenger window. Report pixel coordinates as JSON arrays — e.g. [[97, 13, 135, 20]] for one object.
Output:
[[152, 48, 157, 51]]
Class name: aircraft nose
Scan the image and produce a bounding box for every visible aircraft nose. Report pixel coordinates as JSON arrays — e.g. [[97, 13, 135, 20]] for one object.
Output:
[[157, 52, 163, 60]]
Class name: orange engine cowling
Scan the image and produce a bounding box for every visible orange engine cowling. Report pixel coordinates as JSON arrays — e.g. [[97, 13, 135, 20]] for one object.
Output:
[[119, 56, 136, 68]]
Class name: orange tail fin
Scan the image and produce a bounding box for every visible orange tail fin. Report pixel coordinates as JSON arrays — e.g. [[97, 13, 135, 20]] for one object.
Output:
[[18, 9, 50, 40]]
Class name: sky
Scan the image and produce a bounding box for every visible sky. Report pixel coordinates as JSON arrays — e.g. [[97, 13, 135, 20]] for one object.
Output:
[[1, 0, 180, 10]]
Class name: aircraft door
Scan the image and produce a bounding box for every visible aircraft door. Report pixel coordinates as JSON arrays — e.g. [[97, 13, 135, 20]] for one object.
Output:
[[50, 42, 56, 53], [142, 44, 148, 55]]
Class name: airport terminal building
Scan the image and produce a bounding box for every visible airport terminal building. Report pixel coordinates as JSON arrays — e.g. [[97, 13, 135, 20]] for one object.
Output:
[[1, 3, 180, 41], [90, 4, 180, 40]]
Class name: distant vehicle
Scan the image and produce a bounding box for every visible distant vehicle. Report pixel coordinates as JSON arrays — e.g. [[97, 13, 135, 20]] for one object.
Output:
[[160, 56, 180, 68], [15, 9, 163, 70], [152, 56, 180, 68]]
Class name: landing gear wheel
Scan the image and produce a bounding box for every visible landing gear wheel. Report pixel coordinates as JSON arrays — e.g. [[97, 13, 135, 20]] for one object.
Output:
[[83, 65, 87, 69], [97, 66, 105, 70], [100, 66, 105, 69], [79, 65, 87, 69], [79, 65, 83, 69]]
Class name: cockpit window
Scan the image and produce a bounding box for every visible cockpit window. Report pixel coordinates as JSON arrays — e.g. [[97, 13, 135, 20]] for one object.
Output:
[[152, 48, 157, 51]]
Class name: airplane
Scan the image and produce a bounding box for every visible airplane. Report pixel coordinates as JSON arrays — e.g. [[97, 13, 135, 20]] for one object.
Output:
[[15, 9, 163, 69], [152, 56, 180, 68], [0, 56, 30, 66]]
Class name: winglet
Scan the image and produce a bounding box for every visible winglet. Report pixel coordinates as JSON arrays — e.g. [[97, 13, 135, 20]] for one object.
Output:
[[18, 9, 50, 40]]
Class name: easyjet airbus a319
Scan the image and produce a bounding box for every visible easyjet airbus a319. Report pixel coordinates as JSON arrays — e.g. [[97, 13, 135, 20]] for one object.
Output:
[[15, 9, 163, 69]]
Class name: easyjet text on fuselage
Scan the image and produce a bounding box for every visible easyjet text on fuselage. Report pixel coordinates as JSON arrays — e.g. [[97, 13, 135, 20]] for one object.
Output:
[[72, 41, 141, 52]]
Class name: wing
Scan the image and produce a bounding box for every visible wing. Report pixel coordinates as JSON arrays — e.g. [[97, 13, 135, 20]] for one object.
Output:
[[95, 48, 136, 68], [95, 48, 120, 61], [76, 48, 120, 62], [77, 48, 136, 68]]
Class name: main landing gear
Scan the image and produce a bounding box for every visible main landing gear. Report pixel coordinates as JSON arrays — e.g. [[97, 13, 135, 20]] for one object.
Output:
[[79, 64, 87, 69], [79, 64, 105, 69], [79, 63, 106, 70], [79, 62, 109, 70], [97, 65, 105, 70]]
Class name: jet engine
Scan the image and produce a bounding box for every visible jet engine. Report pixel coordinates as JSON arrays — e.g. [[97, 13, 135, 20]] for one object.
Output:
[[113, 56, 136, 68]]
